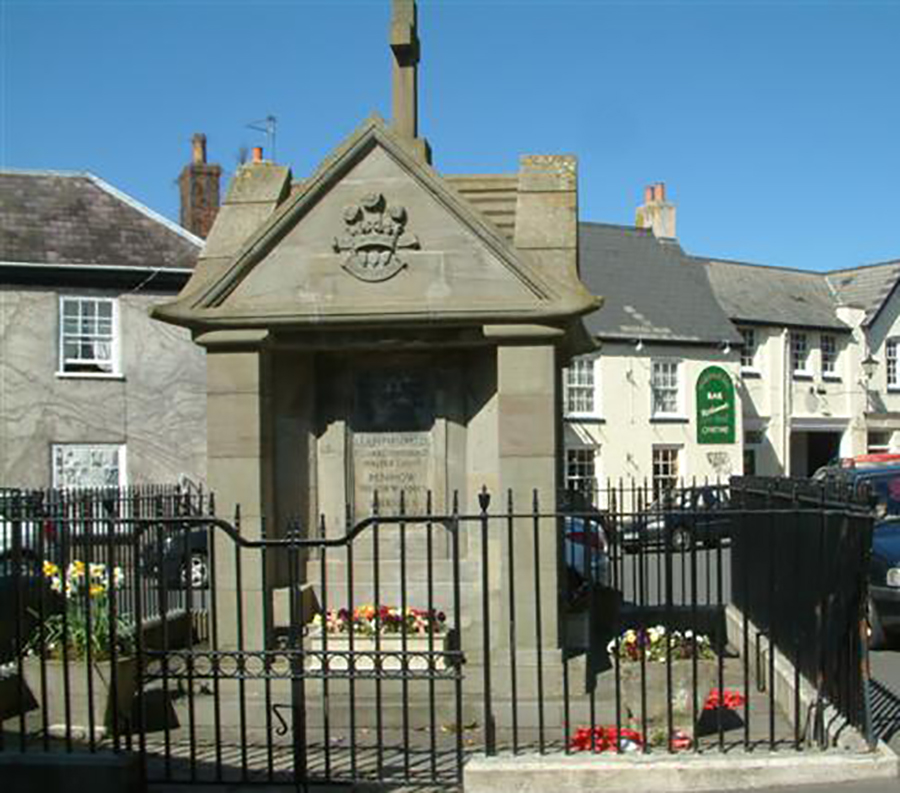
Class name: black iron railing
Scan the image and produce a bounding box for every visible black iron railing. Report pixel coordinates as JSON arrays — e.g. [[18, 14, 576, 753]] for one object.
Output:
[[0, 478, 876, 788]]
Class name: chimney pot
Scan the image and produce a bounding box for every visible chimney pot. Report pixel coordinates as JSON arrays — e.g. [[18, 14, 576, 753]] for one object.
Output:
[[636, 182, 676, 239], [252, 146, 263, 163], [191, 133, 207, 165]]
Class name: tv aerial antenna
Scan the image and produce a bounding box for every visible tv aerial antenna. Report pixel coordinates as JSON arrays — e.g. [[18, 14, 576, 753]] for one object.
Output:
[[247, 115, 277, 162]]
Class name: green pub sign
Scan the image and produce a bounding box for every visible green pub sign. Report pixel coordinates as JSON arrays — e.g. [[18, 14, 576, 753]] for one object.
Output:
[[696, 366, 735, 445]]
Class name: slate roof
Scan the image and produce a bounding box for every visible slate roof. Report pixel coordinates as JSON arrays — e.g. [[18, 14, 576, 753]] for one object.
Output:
[[0, 170, 201, 269], [578, 222, 742, 345], [826, 259, 900, 325], [697, 257, 849, 331]]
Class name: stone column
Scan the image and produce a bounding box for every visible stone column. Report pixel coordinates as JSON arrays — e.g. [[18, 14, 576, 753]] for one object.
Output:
[[200, 330, 272, 651], [496, 343, 560, 647]]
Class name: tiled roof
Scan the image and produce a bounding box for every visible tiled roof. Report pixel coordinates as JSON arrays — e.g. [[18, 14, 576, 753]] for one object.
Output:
[[698, 257, 849, 331], [826, 259, 900, 324], [0, 170, 201, 269], [578, 222, 741, 345]]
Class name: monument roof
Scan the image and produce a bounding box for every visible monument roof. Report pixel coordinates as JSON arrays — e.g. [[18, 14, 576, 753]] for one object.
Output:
[[578, 222, 741, 345], [154, 115, 599, 333], [0, 170, 201, 270]]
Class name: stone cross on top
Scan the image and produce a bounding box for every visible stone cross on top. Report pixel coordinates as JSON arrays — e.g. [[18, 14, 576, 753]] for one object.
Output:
[[390, 0, 430, 162]]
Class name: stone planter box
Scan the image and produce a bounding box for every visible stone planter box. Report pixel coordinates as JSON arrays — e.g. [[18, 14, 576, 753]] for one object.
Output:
[[619, 658, 717, 736], [305, 631, 453, 672], [23, 656, 137, 736]]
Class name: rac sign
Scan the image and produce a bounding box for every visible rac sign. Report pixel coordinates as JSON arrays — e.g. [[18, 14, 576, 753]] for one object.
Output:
[[696, 366, 735, 445]]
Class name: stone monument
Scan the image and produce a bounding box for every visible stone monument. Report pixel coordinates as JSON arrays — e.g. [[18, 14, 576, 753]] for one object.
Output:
[[153, 0, 601, 661]]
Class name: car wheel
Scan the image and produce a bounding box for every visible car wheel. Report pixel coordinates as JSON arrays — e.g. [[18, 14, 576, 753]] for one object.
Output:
[[868, 597, 886, 650], [671, 526, 693, 551], [180, 552, 209, 589]]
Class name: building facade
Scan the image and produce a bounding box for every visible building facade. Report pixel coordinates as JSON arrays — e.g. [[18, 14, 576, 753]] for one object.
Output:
[[0, 170, 209, 488], [564, 186, 900, 495]]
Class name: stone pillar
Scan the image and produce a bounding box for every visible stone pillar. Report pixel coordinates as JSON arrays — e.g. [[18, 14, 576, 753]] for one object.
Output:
[[497, 342, 560, 647], [201, 331, 272, 650]]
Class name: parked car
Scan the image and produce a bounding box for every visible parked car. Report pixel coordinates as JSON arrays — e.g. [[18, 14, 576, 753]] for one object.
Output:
[[620, 486, 731, 552], [564, 513, 610, 585], [0, 489, 56, 575], [868, 516, 900, 648], [559, 491, 612, 606], [815, 464, 900, 516], [141, 525, 210, 589]]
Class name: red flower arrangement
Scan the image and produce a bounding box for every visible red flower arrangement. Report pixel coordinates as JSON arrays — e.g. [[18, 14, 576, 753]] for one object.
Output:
[[703, 688, 746, 711], [569, 725, 644, 753]]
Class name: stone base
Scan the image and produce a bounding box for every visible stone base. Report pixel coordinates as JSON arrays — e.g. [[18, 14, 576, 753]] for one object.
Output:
[[305, 631, 453, 672], [464, 745, 900, 793], [21, 656, 137, 735]]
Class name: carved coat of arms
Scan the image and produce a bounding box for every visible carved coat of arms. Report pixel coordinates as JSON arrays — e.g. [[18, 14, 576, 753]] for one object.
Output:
[[333, 192, 420, 282]]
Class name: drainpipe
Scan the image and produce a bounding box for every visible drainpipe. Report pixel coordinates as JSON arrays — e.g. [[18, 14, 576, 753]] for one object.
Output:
[[784, 330, 792, 477]]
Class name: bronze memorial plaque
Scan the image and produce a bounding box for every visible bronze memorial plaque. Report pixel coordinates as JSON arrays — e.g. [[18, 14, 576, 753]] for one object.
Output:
[[352, 370, 434, 516]]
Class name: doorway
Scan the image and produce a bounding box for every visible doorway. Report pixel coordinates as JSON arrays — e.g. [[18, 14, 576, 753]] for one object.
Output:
[[790, 431, 842, 477]]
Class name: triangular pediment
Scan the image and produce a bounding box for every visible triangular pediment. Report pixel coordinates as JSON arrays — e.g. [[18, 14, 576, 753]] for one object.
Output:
[[156, 117, 595, 329]]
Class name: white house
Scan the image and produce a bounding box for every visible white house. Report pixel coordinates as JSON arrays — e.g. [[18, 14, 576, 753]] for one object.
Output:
[[0, 168, 208, 488], [565, 184, 900, 497]]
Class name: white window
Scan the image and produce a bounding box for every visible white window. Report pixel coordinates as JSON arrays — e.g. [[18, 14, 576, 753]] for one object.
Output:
[[52, 444, 125, 488], [739, 328, 757, 370], [652, 445, 681, 502], [888, 340, 898, 388], [791, 332, 810, 375], [565, 448, 598, 502], [821, 334, 838, 376], [564, 357, 599, 416], [868, 431, 892, 454], [59, 296, 119, 375], [651, 359, 680, 417]]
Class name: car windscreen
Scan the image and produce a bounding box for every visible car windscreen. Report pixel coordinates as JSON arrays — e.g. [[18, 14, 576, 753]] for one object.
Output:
[[860, 474, 900, 514]]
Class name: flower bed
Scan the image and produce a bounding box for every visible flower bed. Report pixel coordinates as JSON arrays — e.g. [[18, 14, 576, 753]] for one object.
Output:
[[607, 625, 715, 663], [311, 604, 447, 637], [307, 604, 451, 672], [22, 560, 136, 734], [608, 625, 718, 740]]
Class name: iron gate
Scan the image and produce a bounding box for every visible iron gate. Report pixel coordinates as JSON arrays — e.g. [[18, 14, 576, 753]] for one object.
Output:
[[137, 507, 468, 788]]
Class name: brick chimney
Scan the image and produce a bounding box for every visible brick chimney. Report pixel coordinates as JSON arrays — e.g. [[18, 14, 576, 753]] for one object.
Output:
[[635, 182, 676, 239], [178, 133, 221, 239]]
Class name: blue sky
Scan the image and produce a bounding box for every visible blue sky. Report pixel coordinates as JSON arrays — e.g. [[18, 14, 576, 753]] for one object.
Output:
[[2, 0, 898, 272]]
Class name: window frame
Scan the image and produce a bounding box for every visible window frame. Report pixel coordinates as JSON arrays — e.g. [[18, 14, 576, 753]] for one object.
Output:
[[739, 327, 759, 373], [652, 444, 682, 503], [790, 331, 811, 378], [868, 431, 892, 455], [821, 334, 839, 379], [564, 356, 601, 419], [57, 295, 121, 378], [650, 358, 683, 419], [565, 446, 599, 503], [51, 443, 127, 489], [887, 339, 899, 390]]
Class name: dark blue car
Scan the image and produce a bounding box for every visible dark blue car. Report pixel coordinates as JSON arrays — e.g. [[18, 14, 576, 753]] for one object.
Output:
[[868, 517, 900, 648]]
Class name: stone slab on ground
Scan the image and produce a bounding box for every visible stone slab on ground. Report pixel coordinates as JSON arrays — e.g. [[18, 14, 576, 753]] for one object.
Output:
[[464, 743, 899, 793]]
